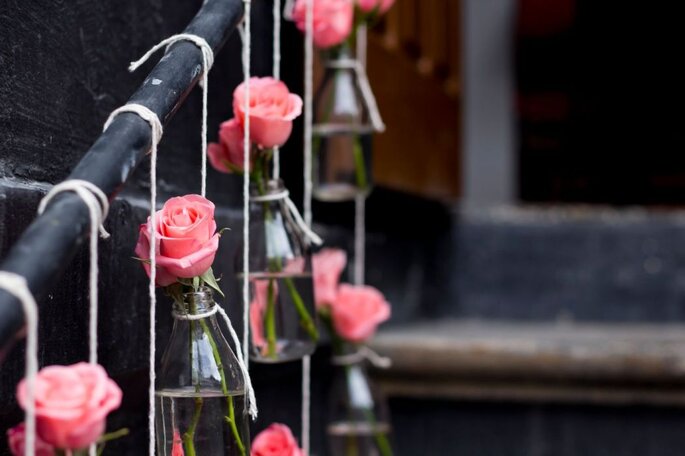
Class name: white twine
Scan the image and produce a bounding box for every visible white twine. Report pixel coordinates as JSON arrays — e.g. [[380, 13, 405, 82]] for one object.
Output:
[[241, 0, 253, 375], [331, 346, 392, 369], [301, 1, 314, 453], [354, 194, 366, 285], [303, 0, 314, 228], [128, 34, 215, 197], [356, 23, 368, 68], [250, 190, 323, 246], [301, 354, 311, 455], [37, 179, 110, 367], [171, 305, 258, 418], [0, 272, 38, 456], [283, 0, 296, 20], [104, 103, 163, 456], [272, 0, 282, 179]]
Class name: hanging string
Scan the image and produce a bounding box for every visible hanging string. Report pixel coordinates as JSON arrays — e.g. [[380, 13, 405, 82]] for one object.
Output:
[[241, 0, 253, 370], [353, 194, 365, 285], [128, 34, 215, 197], [357, 23, 368, 68], [301, 0, 314, 453], [38, 180, 110, 456], [0, 272, 38, 456], [331, 345, 392, 368], [37, 180, 110, 365], [272, 0, 282, 179], [353, 24, 373, 285], [301, 354, 311, 455], [171, 305, 258, 418], [104, 103, 163, 456]]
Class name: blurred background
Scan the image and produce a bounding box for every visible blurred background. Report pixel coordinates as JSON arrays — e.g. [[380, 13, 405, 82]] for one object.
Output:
[[2, 0, 685, 455]]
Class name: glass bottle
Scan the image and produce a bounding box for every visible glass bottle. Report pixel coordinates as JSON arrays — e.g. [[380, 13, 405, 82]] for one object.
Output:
[[156, 287, 250, 456], [313, 44, 374, 202], [327, 343, 394, 456], [238, 179, 319, 363]]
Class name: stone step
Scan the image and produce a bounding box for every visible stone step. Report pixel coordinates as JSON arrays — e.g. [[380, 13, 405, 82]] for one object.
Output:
[[370, 320, 685, 406]]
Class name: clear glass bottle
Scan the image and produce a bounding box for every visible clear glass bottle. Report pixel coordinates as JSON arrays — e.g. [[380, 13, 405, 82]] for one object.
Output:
[[327, 344, 394, 456], [238, 179, 319, 363], [156, 287, 250, 456], [313, 44, 374, 202]]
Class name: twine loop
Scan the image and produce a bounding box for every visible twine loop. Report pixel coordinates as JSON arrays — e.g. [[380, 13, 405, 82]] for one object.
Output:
[[250, 189, 323, 246], [331, 346, 393, 369]]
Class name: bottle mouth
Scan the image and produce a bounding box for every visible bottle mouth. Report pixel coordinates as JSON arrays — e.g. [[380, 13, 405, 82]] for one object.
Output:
[[249, 179, 286, 196], [173, 286, 216, 315]]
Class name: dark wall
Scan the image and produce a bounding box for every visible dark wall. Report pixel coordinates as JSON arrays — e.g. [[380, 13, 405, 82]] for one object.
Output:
[[0, 0, 316, 453]]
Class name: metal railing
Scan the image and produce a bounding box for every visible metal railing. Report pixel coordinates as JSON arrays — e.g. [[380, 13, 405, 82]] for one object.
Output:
[[0, 0, 244, 356]]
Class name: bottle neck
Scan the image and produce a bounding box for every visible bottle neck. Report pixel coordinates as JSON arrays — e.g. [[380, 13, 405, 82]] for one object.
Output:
[[323, 42, 356, 67], [331, 340, 366, 367], [249, 179, 286, 199], [172, 287, 216, 319]]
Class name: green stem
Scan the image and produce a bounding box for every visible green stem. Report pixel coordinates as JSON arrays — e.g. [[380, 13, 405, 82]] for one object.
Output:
[[363, 408, 393, 456], [352, 138, 368, 190], [196, 317, 247, 456], [284, 277, 319, 341], [182, 397, 202, 456], [264, 277, 278, 358], [183, 316, 202, 456], [332, 338, 393, 456]]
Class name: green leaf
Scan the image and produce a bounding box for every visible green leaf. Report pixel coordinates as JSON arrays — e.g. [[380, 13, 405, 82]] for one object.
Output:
[[221, 159, 245, 175], [218, 227, 231, 236], [97, 428, 130, 455], [192, 276, 200, 292], [200, 268, 225, 297]]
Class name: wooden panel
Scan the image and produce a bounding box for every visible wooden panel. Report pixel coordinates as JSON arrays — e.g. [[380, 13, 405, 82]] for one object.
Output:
[[368, 35, 460, 201]]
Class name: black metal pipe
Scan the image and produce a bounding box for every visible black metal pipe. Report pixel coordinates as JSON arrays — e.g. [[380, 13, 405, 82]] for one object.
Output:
[[0, 0, 244, 356]]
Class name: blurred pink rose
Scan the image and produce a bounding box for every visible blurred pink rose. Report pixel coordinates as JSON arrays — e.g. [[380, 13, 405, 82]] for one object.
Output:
[[16, 363, 122, 450], [7, 422, 55, 456], [251, 423, 304, 456], [208, 118, 249, 174], [293, 0, 354, 49], [250, 279, 276, 352], [135, 194, 220, 284], [331, 284, 390, 342], [233, 77, 303, 149], [357, 0, 394, 14], [171, 429, 184, 456], [312, 248, 347, 309]]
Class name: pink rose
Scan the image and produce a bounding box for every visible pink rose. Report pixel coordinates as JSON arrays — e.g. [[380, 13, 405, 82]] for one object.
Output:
[[208, 118, 249, 174], [356, 0, 394, 14], [172, 429, 184, 456], [7, 422, 55, 456], [16, 363, 122, 450], [233, 77, 303, 149], [135, 194, 220, 285], [249, 279, 272, 351], [312, 248, 347, 309], [331, 284, 390, 342], [251, 423, 304, 456], [293, 0, 354, 49]]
